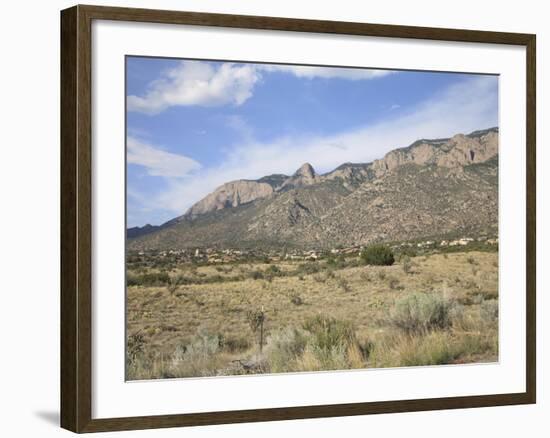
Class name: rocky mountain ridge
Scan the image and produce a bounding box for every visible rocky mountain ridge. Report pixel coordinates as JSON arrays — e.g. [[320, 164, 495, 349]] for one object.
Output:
[[179, 127, 497, 221], [128, 127, 498, 249]]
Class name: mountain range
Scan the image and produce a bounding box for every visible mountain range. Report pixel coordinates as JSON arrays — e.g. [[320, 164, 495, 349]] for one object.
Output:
[[127, 127, 498, 250]]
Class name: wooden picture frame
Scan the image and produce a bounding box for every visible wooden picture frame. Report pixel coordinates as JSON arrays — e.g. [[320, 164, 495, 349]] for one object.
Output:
[[61, 4, 536, 433]]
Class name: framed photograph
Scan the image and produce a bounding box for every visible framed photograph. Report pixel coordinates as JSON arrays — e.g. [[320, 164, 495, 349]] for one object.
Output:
[[60, 4, 536, 433]]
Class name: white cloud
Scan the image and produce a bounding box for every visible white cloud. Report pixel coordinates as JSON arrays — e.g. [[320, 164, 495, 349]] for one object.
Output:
[[150, 75, 497, 218], [259, 64, 394, 80], [127, 137, 201, 178], [127, 61, 261, 114], [127, 61, 394, 114]]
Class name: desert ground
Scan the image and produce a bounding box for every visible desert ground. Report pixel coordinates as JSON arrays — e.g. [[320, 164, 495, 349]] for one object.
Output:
[[126, 246, 498, 380]]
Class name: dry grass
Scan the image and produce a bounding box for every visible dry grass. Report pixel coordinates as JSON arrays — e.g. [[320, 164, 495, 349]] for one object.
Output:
[[126, 251, 498, 379]]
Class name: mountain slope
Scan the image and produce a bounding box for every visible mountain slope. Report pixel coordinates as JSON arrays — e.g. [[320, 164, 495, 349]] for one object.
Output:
[[303, 158, 498, 247], [128, 127, 498, 250]]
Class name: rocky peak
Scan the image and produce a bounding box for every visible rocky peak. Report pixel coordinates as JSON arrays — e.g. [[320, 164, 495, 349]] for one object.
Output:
[[294, 162, 316, 179], [280, 163, 317, 190], [185, 179, 274, 219]]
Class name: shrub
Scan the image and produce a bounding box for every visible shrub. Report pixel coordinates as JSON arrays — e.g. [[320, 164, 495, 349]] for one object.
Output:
[[481, 299, 499, 322], [126, 332, 145, 365], [167, 277, 179, 295], [298, 344, 349, 371], [326, 255, 337, 266], [402, 256, 413, 274], [360, 245, 395, 266], [398, 247, 418, 258], [389, 292, 455, 335], [249, 270, 264, 280], [265, 265, 282, 280], [336, 276, 351, 293], [170, 330, 223, 377], [300, 316, 369, 371], [388, 277, 402, 290], [312, 274, 326, 283], [299, 262, 321, 275], [397, 331, 460, 366], [267, 265, 281, 274], [126, 274, 139, 286], [326, 255, 348, 269], [126, 271, 171, 286], [458, 292, 483, 306], [220, 335, 251, 353], [246, 308, 266, 332], [303, 315, 356, 351], [360, 272, 372, 282], [265, 320, 369, 373], [265, 328, 308, 373]]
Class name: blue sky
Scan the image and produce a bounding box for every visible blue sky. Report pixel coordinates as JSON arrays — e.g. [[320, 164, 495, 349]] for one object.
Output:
[[126, 57, 498, 227]]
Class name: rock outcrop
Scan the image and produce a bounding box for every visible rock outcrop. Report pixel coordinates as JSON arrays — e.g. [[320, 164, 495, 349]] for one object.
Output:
[[371, 129, 498, 176], [280, 162, 318, 190], [184, 163, 320, 218], [185, 180, 275, 218]]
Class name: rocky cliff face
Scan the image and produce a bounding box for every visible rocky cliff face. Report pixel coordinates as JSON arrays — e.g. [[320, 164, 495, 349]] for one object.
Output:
[[371, 129, 497, 175], [184, 162, 318, 218], [318, 128, 497, 184], [185, 180, 275, 218], [129, 127, 499, 250]]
